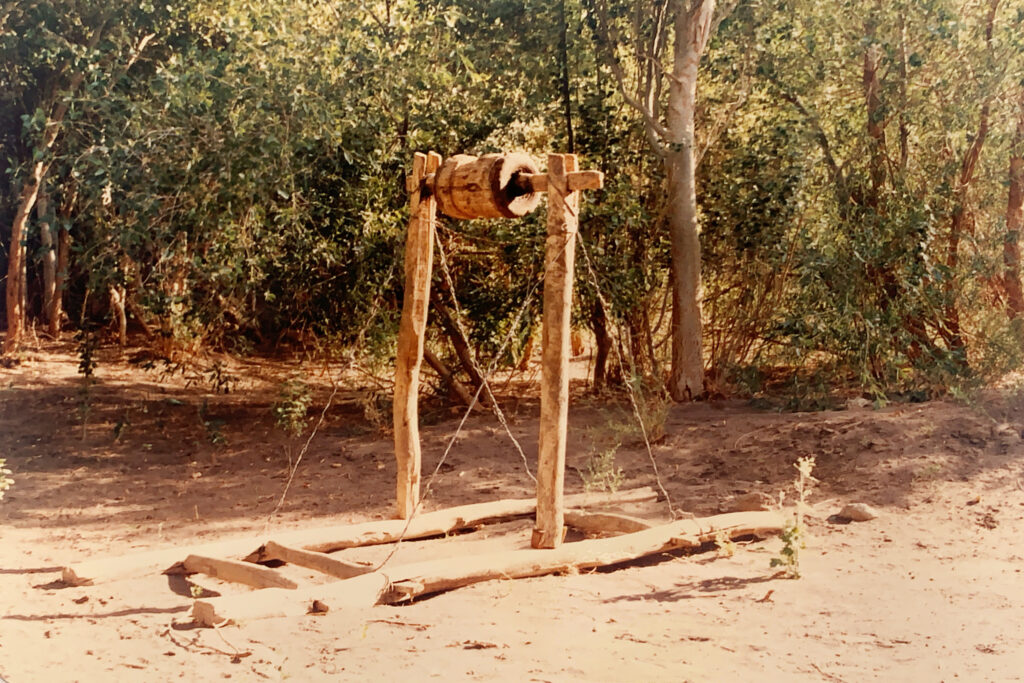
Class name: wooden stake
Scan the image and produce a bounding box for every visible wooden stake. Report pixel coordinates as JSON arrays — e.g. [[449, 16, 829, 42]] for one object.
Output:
[[394, 151, 442, 519], [533, 154, 580, 549]]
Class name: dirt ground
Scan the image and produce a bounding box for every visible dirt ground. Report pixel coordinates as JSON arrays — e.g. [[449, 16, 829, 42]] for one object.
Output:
[[2, 342, 1024, 682]]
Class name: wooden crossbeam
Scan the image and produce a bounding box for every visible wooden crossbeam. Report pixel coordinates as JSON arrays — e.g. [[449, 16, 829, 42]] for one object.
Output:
[[254, 541, 373, 580], [166, 554, 298, 590]]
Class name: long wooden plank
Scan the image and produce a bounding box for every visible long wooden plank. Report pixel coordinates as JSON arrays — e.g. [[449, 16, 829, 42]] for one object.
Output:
[[61, 487, 658, 586], [257, 487, 659, 556], [166, 554, 298, 590], [192, 572, 389, 627], [62, 536, 275, 587], [254, 541, 372, 580], [191, 511, 783, 626]]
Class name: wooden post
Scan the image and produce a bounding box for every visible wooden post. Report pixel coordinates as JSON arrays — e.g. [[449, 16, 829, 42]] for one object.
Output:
[[533, 153, 580, 549], [394, 151, 442, 520]]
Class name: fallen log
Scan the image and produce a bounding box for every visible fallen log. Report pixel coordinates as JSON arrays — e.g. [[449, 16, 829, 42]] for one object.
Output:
[[191, 510, 784, 625], [166, 554, 298, 590], [255, 541, 373, 580], [243, 486, 659, 558], [61, 487, 657, 586], [383, 510, 784, 602], [192, 572, 389, 627]]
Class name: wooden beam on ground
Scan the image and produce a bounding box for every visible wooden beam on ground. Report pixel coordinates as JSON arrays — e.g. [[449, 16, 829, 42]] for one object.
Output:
[[62, 537, 271, 587], [243, 487, 658, 558], [254, 541, 373, 580], [394, 151, 442, 519], [192, 572, 390, 627], [564, 509, 654, 536], [60, 487, 657, 586], [190, 511, 784, 625], [386, 510, 784, 602], [165, 554, 298, 590]]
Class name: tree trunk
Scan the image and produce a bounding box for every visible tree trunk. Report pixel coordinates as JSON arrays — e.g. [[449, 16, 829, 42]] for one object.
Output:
[[558, 0, 575, 153], [942, 0, 1000, 351], [51, 223, 71, 337], [942, 103, 989, 354], [1003, 89, 1024, 319], [664, 1, 714, 401], [37, 179, 57, 330], [3, 35, 101, 352], [862, 15, 886, 211], [591, 298, 611, 390], [429, 290, 493, 407], [4, 162, 46, 353], [110, 285, 127, 346]]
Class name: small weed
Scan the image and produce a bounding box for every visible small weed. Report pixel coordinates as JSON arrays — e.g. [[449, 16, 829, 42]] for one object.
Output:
[[0, 458, 13, 500], [359, 390, 390, 433], [583, 445, 624, 493], [771, 455, 816, 578], [714, 529, 736, 558], [198, 399, 227, 447], [272, 380, 313, 438], [75, 328, 99, 442], [113, 410, 131, 442], [272, 379, 313, 471]]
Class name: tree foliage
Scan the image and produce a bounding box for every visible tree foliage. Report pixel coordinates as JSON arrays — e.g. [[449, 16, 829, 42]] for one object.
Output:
[[3, 0, 1023, 402]]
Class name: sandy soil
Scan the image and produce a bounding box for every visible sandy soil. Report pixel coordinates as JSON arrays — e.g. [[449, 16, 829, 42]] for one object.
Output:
[[2, 342, 1023, 682]]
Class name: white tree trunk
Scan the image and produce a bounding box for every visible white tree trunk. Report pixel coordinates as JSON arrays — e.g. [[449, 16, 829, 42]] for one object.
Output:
[[4, 162, 45, 353], [664, 1, 714, 401]]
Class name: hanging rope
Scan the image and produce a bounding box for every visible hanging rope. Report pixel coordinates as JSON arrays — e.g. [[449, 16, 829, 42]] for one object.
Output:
[[435, 229, 537, 484], [263, 265, 396, 532], [372, 249, 553, 571], [575, 231, 679, 519]]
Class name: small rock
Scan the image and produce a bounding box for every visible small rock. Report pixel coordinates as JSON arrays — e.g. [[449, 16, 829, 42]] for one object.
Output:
[[728, 492, 774, 512], [839, 502, 879, 522]]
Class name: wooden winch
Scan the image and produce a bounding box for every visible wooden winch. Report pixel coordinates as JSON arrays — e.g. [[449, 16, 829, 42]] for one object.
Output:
[[397, 150, 604, 549], [430, 152, 543, 220]]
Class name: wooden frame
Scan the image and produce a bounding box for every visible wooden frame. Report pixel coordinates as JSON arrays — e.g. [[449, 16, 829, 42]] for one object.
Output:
[[393, 151, 602, 549]]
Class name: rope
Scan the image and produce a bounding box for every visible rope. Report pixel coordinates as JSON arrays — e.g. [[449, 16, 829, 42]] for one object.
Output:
[[372, 251, 551, 571], [575, 231, 679, 519], [435, 230, 536, 483], [263, 266, 395, 531]]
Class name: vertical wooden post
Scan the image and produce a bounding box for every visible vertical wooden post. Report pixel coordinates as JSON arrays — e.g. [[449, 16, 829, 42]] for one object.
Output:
[[394, 151, 442, 520], [532, 153, 579, 549]]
